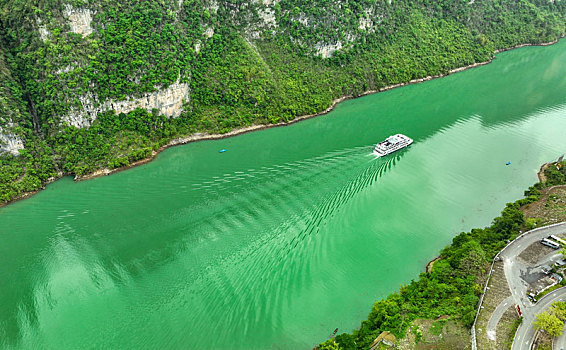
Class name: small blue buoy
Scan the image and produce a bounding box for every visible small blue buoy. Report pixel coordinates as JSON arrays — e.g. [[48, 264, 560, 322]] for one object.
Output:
[[506, 161, 511, 165], [219, 149, 226, 153]]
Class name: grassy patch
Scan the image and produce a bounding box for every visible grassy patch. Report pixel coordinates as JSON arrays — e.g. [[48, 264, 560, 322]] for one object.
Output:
[[534, 283, 566, 302], [430, 319, 448, 336], [504, 316, 522, 349]]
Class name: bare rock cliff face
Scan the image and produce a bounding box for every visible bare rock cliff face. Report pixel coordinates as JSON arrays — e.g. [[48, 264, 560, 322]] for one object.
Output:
[[63, 5, 94, 37], [62, 80, 190, 128], [316, 42, 343, 58], [0, 127, 24, 156]]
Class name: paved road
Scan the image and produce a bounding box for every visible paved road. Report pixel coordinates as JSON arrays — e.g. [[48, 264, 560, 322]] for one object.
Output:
[[490, 222, 566, 350], [513, 287, 566, 350], [555, 323, 566, 350], [488, 295, 514, 340]]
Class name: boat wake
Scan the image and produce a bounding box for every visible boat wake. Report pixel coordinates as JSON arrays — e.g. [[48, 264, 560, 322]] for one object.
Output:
[[170, 146, 406, 346]]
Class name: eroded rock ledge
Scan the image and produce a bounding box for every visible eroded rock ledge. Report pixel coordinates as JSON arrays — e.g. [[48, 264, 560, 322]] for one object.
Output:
[[63, 80, 190, 128], [0, 127, 24, 156]]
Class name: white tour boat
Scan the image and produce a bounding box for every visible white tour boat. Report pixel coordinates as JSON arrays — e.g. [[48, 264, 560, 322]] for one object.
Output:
[[373, 134, 413, 157]]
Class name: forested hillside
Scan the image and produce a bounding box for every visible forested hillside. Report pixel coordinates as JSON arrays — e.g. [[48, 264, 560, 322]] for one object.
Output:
[[1, 0, 565, 203]]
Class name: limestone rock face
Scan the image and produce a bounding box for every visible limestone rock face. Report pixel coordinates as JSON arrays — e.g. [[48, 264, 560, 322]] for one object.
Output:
[[316, 42, 343, 58], [204, 27, 215, 38], [206, 0, 219, 13], [63, 5, 93, 37], [258, 6, 277, 28], [62, 80, 190, 128], [36, 18, 50, 41], [0, 128, 24, 156]]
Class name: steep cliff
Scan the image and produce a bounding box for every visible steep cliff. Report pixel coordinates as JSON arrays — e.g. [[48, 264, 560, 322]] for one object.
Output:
[[1, 0, 565, 203], [0, 45, 25, 155]]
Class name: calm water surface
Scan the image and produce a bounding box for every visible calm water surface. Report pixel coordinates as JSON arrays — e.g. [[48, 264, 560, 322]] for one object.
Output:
[[1, 41, 566, 349]]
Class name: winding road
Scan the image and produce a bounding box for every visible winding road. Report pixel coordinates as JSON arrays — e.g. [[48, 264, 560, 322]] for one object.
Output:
[[513, 288, 566, 350], [492, 222, 566, 350], [554, 323, 566, 350]]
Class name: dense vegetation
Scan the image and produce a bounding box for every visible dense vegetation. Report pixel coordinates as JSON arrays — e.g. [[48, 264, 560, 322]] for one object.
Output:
[[534, 300, 566, 337], [318, 163, 566, 349], [1, 0, 566, 204], [543, 162, 566, 187]]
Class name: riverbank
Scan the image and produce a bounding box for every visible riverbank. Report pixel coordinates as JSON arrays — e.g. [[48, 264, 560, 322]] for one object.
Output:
[[320, 161, 566, 349], [73, 37, 566, 183], [4, 50, 566, 349], [538, 163, 550, 182], [425, 256, 442, 273], [1, 37, 563, 208]]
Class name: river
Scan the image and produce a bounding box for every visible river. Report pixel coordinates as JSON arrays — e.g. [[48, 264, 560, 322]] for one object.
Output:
[[1, 40, 566, 349]]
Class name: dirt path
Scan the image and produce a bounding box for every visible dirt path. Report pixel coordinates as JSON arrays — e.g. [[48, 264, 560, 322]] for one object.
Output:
[[538, 163, 549, 183]]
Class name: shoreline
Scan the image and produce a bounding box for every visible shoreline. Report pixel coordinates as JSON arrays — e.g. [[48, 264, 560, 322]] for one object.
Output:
[[1, 37, 563, 208], [538, 163, 550, 183], [425, 256, 442, 273]]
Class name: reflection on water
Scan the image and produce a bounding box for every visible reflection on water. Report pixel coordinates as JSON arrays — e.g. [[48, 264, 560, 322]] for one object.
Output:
[[1, 41, 566, 349]]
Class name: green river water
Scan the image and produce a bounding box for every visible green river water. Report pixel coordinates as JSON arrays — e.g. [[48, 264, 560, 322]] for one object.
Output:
[[2, 41, 566, 349]]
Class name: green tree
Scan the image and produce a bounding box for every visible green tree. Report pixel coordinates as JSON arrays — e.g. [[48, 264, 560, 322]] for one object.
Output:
[[318, 339, 340, 350], [534, 311, 564, 337], [552, 301, 566, 322]]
